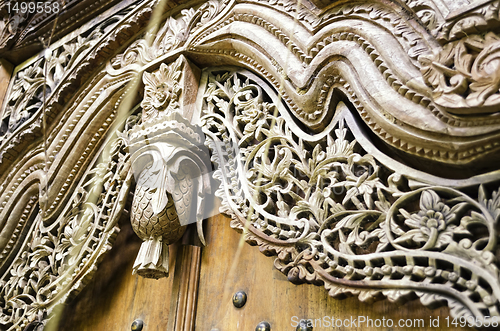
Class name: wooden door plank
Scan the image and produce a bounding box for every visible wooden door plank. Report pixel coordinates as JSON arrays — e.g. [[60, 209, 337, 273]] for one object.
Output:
[[0, 59, 13, 112]]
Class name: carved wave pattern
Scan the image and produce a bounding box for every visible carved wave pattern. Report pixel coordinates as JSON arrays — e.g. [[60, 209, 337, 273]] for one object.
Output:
[[2, 0, 500, 327], [0, 0, 142, 154], [0, 119, 134, 330], [187, 0, 500, 166], [201, 69, 500, 322]]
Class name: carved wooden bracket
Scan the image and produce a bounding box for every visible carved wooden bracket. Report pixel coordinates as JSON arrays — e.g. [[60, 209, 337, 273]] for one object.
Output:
[[1, 0, 500, 329], [127, 56, 211, 279]]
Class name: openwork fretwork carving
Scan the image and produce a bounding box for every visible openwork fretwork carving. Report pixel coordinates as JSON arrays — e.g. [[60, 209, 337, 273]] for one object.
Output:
[[201, 68, 500, 322], [2, 0, 500, 328], [0, 116, 135, 330], [0, 0, 152, 166]]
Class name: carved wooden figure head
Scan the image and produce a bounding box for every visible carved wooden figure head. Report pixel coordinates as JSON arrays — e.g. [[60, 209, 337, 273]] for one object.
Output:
[[127, 57, 211, 279]]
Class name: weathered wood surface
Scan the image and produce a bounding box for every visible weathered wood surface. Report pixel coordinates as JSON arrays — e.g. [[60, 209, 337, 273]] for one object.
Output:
[[1, 0, 499, 329], [50, 215, 202, 331], [49, 217, 177, 331]]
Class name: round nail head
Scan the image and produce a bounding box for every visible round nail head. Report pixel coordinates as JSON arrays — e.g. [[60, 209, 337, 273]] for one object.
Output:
[[131, 319, 144, 331], [232, 291, 247, 308], [296, 320, 313, 331], [255, 321, 271, 331]]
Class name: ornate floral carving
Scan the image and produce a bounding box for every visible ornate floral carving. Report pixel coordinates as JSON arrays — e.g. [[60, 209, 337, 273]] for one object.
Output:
[[0, 1, 30, 50], [109, 0, 227, 70], [421, 31, 500, 115], [186, 0, 500, 166], [402, 0, 444, 34], [0, 61, 44, 137], [141, 58, 183, 121], [1, 0, 500, 328], [0, 115, 135, 330], [0, 0, 126, 63], [201, 68, 500, 323], [437, 0, 500, 42], [0, 33, 93, 137], [0, 0, 148, 165], [397, 190, 463, 250]]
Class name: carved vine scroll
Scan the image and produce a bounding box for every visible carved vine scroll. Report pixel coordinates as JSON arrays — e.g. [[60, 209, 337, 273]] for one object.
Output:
[[1, 0, 500, 329], [200, 68, 500, 323], [0, 115, 135, 330]]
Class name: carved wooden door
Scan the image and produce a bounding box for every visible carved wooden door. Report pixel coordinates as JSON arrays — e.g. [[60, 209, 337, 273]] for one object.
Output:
[[0, 0, 499, 330]]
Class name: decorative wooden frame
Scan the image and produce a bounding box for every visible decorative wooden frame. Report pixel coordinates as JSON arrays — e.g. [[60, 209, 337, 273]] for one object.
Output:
[[1, 0, 500, 329]]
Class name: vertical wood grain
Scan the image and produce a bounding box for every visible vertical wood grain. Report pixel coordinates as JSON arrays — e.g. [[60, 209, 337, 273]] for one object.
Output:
[[50, 217, 202, 331], [49, 217, 178, 331], [172, 245, 202, 331]]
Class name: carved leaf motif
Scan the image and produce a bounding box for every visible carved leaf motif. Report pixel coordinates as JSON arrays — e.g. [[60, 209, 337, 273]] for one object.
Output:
[[420, 31, 500, 114], [0, 10, 117, 142], [0, 116, 134, 330]]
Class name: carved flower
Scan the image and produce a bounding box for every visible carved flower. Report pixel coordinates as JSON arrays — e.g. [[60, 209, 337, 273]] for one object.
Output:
[[240, 103, 270, 138], [397, 190, 460, 250], [141, 59, 183, 122], [111, 40, 150, 69], [468, 32, 500, 107], [335, 154, 382, 209], [9, 65, 43, 102]]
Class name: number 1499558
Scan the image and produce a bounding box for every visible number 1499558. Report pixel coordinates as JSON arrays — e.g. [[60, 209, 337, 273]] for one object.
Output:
[[7, 2, 60, 14], [445, 315, 498, 328]]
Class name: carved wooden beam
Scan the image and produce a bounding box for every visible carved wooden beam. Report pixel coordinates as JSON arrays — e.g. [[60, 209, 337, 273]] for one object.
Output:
[[0, 0, 500, 329], [0, 0, 131, 64]]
